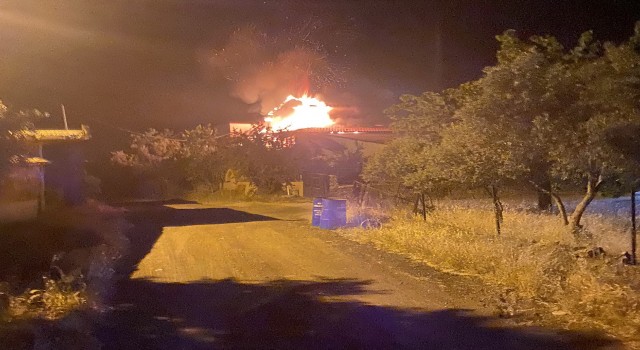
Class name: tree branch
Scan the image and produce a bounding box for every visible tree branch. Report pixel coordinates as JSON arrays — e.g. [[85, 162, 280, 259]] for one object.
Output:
[[594, 173, 605, 192]]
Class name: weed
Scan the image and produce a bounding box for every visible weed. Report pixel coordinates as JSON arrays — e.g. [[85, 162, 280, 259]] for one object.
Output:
[[10, 276, 87, 320]]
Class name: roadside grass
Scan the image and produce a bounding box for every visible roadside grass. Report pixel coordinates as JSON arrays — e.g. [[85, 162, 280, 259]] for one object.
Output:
[[339, 205, 640, 343]]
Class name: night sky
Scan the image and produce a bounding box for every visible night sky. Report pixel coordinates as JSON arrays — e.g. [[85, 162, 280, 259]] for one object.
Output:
[[1, 0, 639, 137]]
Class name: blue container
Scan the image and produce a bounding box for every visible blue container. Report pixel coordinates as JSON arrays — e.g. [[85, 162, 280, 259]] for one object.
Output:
[[319, 198, 347, 229], [311, 198, 324, 227]]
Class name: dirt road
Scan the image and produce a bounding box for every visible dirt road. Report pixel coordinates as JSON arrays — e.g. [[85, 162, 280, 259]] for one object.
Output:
[[96, 200, 621, 349]]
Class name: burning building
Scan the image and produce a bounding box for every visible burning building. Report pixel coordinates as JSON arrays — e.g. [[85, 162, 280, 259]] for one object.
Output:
[[229, 94, 391, 197]]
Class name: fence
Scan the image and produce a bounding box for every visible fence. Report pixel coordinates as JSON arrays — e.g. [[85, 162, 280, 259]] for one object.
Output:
[[351, 181, 434, 221]]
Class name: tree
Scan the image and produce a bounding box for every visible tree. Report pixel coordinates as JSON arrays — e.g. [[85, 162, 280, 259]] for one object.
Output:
[[440, 26, 640, 233], [432, 116, 527, 234], [544, 25, 640, 232], [181, 125, 229, 193], [366, 22, 640, 235], [363, 91, 457, 193], [229, 124, 298, 194], [111, 129, 185, 198], [469, 31, 568, 212], [365, 85, 527, 233], [111, 122, 303, 197]]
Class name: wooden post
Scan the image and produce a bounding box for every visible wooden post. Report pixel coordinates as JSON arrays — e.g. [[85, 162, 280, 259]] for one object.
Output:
[[632, 189, 637, 265], [491, 185, 502, 236], [421, 192, 427, 221], [37, 143, 45, 214]]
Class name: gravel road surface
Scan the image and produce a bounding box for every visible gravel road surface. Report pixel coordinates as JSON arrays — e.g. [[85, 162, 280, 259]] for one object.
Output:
[[96, 200, 622, 349]]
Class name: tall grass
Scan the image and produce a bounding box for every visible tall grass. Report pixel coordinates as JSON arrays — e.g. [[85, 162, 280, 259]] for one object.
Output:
[[340, 205, 640, 343]]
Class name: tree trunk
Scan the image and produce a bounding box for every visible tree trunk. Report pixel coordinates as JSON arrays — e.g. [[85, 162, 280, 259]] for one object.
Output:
[[631, 189, 637, 265], [529, 180, 568, 225], [536, 179, 553, 212], [490, 185, 503, 236], [529, 162, 553, 212], [569, 174, 603, 233], [550, 192, 569, 225]]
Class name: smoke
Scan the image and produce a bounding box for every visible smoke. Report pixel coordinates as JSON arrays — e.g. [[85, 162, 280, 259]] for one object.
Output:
[[208, 25, 341, 115], [324, 78, 396, 126]]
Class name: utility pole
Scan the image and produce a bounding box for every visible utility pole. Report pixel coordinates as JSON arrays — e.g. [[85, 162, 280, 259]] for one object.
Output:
[[61, 104, 69, 130]]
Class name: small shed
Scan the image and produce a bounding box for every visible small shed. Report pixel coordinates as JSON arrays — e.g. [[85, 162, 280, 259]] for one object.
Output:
[[0, 126, 90, 223]]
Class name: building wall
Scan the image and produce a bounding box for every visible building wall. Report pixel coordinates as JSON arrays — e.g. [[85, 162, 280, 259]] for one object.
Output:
[[44, 143, 86, 205]]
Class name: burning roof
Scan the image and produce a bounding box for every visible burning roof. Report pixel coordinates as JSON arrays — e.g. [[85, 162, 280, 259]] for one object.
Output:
[[229, 93, 392, 143], [264, 95, 334, 131]]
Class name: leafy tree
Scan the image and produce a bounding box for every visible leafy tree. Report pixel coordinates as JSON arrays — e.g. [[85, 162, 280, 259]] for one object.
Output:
[[366, 22, 640, 235], [111, 122, 302, 197], [181, 124, 229, 193], [468, 31, 568, 212], [365, 85, 527, 233], [111, 128, 185, 198], [363, 91, 457, 194], [363, 138, 419, 190], [543, 25, 640, 231], [433, 116, 527, 234], [230, 124, 298, 194]]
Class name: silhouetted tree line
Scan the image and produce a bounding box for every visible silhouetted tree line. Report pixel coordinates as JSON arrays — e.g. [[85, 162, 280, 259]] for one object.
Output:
[[110, 124, 300, 197], [364, 22, 640, 241]]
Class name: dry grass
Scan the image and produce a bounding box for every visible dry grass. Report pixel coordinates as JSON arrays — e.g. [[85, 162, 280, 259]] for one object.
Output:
[[9, 277, 87, 320], [339, 205, 640, 343]]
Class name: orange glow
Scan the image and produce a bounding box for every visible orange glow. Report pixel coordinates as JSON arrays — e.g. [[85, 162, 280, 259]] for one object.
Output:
[[264, 95, 334, 131]]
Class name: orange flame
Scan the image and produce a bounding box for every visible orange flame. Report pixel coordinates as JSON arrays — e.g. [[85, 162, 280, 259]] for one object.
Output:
[[264, 95, 334, 131]]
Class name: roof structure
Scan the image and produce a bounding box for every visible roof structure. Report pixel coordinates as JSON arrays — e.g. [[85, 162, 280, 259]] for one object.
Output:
[[12, 125, 91, 143], [23, 157, 51, 165]]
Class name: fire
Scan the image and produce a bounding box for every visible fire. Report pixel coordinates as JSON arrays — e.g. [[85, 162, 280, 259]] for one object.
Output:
[[264, 95, 334, 131]]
